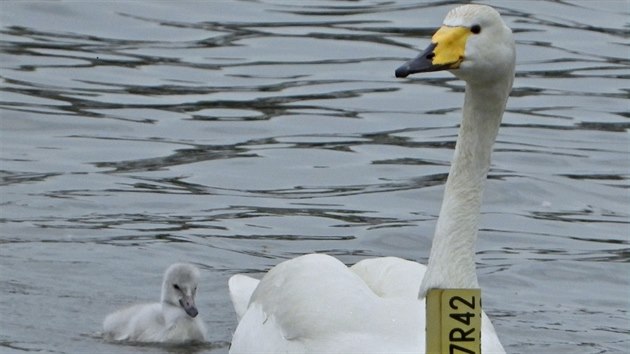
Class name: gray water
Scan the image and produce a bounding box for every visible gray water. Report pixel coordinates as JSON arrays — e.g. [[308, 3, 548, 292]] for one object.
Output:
[[1, 0, 628, 353]]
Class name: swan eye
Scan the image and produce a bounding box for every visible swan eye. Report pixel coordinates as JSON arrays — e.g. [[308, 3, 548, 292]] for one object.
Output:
[[173, 284, 181, 291], [471, 24, 481, 34]]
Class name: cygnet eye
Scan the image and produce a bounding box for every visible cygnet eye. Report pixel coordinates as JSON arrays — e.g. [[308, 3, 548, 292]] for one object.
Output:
[[471, 24, 481, 34], [173, 284, 181, 291]]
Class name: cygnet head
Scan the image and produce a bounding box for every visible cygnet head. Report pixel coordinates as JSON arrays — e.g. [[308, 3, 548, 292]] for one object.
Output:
[[161, 263, 201, 318], [395, 4, 515, 85]]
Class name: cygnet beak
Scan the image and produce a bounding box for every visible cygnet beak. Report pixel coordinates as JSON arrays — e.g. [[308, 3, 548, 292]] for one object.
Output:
[[179, 294, 198, 318]]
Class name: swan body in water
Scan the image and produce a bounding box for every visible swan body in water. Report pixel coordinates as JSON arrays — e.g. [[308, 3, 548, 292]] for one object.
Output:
[[103, 263, 207, 343], [229, 4, 515, 353]]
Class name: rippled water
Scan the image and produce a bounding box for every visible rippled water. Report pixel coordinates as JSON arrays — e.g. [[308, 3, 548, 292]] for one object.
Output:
[[1, 1, 628, 353]]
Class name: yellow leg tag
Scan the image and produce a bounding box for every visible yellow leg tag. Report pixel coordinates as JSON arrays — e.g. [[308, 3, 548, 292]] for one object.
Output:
[[426, 288, 482, 354]]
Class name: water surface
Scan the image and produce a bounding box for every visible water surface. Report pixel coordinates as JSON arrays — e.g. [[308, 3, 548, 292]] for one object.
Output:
[[1, 1, 629, 353]]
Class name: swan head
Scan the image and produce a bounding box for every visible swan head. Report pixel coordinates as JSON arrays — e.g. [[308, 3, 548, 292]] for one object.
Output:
[[160, 263, 201, 318], [395, 4, 515, 85]]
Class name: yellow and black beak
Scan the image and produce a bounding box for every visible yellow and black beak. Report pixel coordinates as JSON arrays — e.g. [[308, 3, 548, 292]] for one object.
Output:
[[395, 26, 472, 78]]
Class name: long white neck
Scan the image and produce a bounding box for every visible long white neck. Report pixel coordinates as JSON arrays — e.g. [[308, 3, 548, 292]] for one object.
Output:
[[419, 78, 511, 297]]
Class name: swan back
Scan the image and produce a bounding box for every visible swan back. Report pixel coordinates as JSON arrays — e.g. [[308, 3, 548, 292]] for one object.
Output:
[[350, 257, 426, 298]]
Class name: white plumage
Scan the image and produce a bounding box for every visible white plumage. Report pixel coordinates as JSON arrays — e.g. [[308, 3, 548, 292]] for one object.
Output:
[[229, 4, 515, 353], [103, 263, 207, 343]]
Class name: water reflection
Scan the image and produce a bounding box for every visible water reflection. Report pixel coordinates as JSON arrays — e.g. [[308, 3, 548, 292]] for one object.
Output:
[[97, 339, 230, 354]]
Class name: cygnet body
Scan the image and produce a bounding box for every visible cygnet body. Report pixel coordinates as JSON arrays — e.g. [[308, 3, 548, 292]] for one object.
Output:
[[103, 263, 206, 343]]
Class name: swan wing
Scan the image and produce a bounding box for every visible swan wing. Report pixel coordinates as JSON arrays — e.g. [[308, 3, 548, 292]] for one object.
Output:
[[230, 254, 424, 353], [350, 257, 504, 353], [228, 274, 260, 321]]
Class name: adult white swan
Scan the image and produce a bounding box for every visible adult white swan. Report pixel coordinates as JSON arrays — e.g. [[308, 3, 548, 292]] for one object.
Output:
[[229, 4, 514, 353], [103, 263, 207, 343]]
